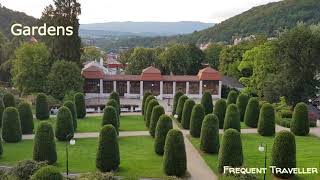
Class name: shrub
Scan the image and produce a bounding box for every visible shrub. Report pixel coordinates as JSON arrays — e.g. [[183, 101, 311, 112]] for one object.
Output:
[[281, 110, 293, 118], [33, 122, 57, 164], [55, 106, 74, 141], [102, 106, 119, 134], [149, 105, 165, 137], [190, 104, 205, 137], [13, 160, 47, 180], [154, 115, 173, 155], [106, 99, 120, 127], [223, 104, 240, 132], [0, 137, 2, 156], [201, 91, 213, 115], [2, 107, 22, 143], [110, 92, 120, 116], [213, 99, 227, 129], [244, 97, 260, 128], [144, 95, 155, 121], [236, 93, 249, 122], [181, 99, 195, 129], [96, 125, 120, 172], [163, 129, 187, 177], [176, 95, 188, 122], [142, 91, 152, 115], [74, 92, 86, 118], [31, 166, 63, 180], [290, 102, 309, 136], [146, 99, 159, 128], [35, 93, 49, 120], [258, 103, 275, 136], [18, 102, 34, 134], [78, 172, 117, 180], [0, 98, 4, 128], [200, 114, 219, 153], [218, 128, 243, 173], [3, 93, 15, 108], [271, 130, 296, 179], [172, 91, 184, 115], [63, 101, 77, 131], [226, 90, 238, 105]]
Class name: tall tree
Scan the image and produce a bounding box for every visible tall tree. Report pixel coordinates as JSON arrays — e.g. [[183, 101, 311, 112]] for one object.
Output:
[[204, 43, 225, 69], [125, 48, 161, 74]]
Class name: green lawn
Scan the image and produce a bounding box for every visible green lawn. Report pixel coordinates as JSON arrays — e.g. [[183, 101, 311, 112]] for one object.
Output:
[[0, 136, 164, 179], [189, 134, 320, 180], [173, 118, 252, 129], [33, 115, 147, 133]]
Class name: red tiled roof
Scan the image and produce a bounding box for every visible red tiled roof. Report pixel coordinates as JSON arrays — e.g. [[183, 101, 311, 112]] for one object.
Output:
[[82, 71, 104, 79], [141, 66, 163, 81], [104, 75, 140, 81], [162, 75, 199, 82], [197, 67, 221, 80]]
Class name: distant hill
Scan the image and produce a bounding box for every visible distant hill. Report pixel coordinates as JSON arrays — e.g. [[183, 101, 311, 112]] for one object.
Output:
[[0, 4, 37, 38], [80, 21, 215, 37]]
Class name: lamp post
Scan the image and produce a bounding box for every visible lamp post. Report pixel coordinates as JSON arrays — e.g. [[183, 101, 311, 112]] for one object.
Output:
[[66, 134, 76, 177], [258, 143, 267, 180]]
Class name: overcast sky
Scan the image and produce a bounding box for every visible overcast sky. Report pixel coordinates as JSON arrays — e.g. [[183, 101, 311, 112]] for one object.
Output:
[[1, 0, 281, 24]]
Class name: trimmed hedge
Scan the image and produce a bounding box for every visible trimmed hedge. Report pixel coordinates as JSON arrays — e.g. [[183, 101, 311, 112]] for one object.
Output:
[[142, 91, 152, 115], [3, 93, 15, 107], [0, 98, 4, 128], [201, 91, 213, 115], [290, 102, 309, 136], [258, 103, 275, 136], [172, 91, 184, 116], [149, 105, 165, 137], [2, 107, 22, 143], [55, 106, 74, 141], [18, 102, 34, 134], [144, 95, 155, 121], [96, 125, 120, 172], [236, 93, 249, 122], [106, 99, 120, 127], [271, 130, 296, 179], [200, 114, 219, 153], [181, 99, 195, 129], [110, 92, 121, 116], [190, 104, 205, 137], [223, 104, 240, 132], [35, 93, 49, 120], [13, 160, 47, 180], [33, 122, 57, 164], [63, 101, 77, 131], [102, 106, 119, 134], [176, 95, 188, 122], [154, 115, 173, 155], [213, 99, 227, 129], [226, 90, 238, 105], [74, 92, 86, 118], [31, 165, 63, 180], [163, 129, 187, 177], [145, 99, 159, 128], [218, 128, 243, 173], [244, 97, 260, 128]]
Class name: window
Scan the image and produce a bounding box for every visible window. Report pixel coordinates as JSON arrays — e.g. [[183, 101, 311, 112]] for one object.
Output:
[[84, 79, 100, 93], [163, 81, 173, 94], [103, 81, 113, 93], [189, 82, 199, 94]]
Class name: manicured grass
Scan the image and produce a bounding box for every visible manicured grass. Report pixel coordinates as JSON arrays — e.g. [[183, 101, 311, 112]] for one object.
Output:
[[0, 136, 164, 179], [33, 115, 147, 133], [189, 134, 320, 180]]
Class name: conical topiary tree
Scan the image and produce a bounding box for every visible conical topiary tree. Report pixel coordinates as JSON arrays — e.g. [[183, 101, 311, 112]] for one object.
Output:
[[223, 104, 240, 132], [290, 102, 309, 136], [213, 99, 227, 129], [149, 105, 165, 137], [18, 102, 34, 134], [154, 115, 173, 155], [36, 93, 49, 120], [146, 99, 159, 128], [201, 91, 213, 115], [236, 93, 249, 122], [102, 106, 119, 134], [0, 98, 5, 128], [176, 95, 188, 122], [110, 92, 120, 116], [163, 129, 187, 177], [63, 101, 77, 131], [190, 104, 205, 138], [74, 92, 86, 118], [200, 114, 219, 153], [226, 90, 238, 105], [2, 107, 22, 142], [181, 99, 195, 129], [96, 125, 120, 172], [271, 130, 296, 179], [258, 103, 275, 136], [33, 122, 57, 164], [144, 95, 155, 121], [31, 166, 63, 180], [142, 91, 152, 115], [55, 106, 74, 141], [3, 93, 15, 108], [244, 97, 260, 128], [0, 136, 2, 156], [106, 99, 120, 127], [172, 91, 184, 116], [218, 128, 243, 173]]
